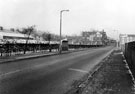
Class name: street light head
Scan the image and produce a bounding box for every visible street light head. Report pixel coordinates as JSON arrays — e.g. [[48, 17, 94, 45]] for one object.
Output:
[[61, 10, 69, 12], [65, 10, 69, 12]]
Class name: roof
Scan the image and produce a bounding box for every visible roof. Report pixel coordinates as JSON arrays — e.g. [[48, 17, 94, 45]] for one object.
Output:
[[0, 30, 33, 39], [128, 34, 135, 37]]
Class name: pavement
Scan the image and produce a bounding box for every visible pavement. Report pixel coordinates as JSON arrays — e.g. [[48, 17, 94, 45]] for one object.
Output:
[[0, 50, 57, 63], [0, 48, 86, 64], [66, 49, 135, 94]]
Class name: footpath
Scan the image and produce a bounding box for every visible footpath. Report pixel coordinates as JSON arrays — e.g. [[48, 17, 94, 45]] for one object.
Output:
[[66, 49, 135, 94], [0, 51, 57, 63], [0, 48, 86, 64]]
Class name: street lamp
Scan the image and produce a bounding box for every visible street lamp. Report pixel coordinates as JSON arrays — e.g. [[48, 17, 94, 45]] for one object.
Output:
[[59, 10, 69, 54], [114, 30, 119, 48]]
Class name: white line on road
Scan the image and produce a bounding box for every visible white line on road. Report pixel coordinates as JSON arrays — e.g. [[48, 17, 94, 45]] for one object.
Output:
[[0, 64, 45, 78], [0, 69, 21, 77], [68, 68, 88, 73], [0, 60, 58, 78]]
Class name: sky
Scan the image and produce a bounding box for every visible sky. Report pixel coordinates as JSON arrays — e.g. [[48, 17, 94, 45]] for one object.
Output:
[[0, 0, 135, 39]]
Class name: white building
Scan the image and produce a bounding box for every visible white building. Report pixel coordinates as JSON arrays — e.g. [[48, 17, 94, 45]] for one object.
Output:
[[0, 30, 34, 43], [119, 34, 135, 51]]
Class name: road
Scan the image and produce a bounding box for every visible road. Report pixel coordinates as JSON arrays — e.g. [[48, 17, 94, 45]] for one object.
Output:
[[0, 46, 114, 94]]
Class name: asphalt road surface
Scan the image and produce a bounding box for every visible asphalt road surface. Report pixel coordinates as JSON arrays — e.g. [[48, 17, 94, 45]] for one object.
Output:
[[0, 46, 114, 94]]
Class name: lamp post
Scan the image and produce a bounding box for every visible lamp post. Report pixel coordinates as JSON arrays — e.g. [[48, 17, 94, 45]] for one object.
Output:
[[59, 10, 69, 54], [114, 30, 119, 48]]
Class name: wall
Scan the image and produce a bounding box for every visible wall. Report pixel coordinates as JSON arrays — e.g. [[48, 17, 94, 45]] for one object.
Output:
[[124, 41, 135, 76]]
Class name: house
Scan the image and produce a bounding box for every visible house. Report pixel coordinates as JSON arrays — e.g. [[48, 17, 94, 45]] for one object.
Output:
[[119, 34, 135, 51], [81, 30, 107, 45], [0, 29, 34, 43]]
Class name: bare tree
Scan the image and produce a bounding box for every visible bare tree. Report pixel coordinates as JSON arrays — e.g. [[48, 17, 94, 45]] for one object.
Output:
[[22, 25, 36, 54], [42, 32, 52, 52], [16, 28, 21, 33], [10, 28, 15, 32], [0, 26, 3, 30]]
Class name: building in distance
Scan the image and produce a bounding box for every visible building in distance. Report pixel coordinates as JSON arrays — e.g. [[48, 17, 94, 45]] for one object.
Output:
[[81, 30, 108, 45], [119, 34, 135, 51]]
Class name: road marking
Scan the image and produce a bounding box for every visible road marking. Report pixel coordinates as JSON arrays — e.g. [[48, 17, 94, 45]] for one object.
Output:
[[68, 68, 88, 73], [0, 61, 58, 78], [0, 69, 21, 77], [0, 65, 44, 78]]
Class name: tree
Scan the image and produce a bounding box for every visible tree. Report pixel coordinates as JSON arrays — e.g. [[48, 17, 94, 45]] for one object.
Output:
[[10, 28, 15, 32], [22, 25, 36, 54], [42, 32, 52, 52], [42, 33, 51, 41], [16, 28, 21, 33], [0, 26, 3, 30]]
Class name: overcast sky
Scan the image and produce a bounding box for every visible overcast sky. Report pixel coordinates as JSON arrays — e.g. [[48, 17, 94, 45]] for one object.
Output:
[[0, 0, 135, 39]]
